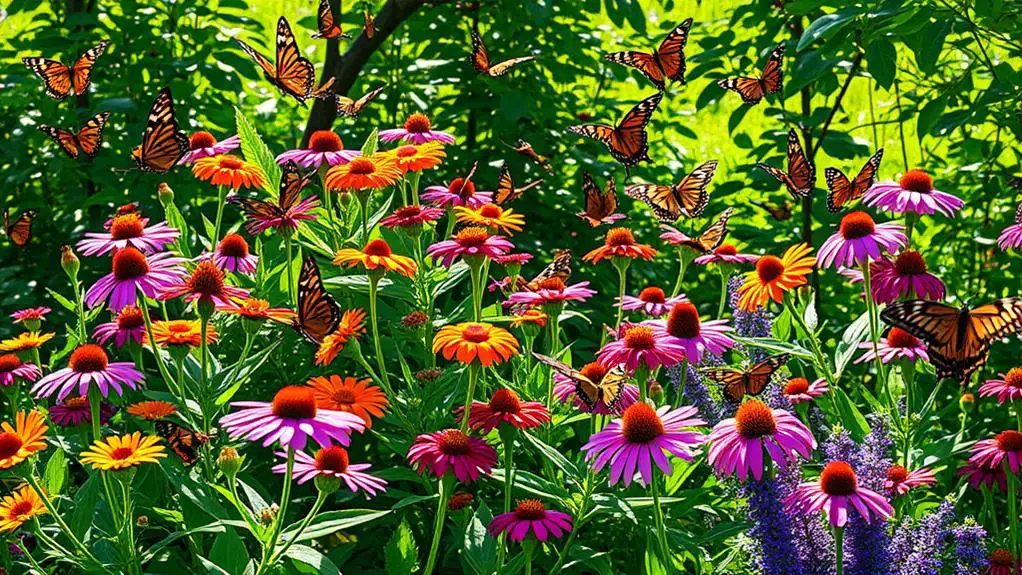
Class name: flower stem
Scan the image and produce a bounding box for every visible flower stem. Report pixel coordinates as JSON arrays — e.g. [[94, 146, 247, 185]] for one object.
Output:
[[496, 426, 517, 569], [672, 361, 689, 408], [834, 526, 845, 575], [860, 263, 890, 398], [256, 448, 294, 575], [423, 475, 454, 575], [670, 249, 688, 297], [71, 282, 88, 344], [139, 296, 181, 398], [24, 474, 107, 572], [1007, 466, 1019, 569], [783, 296, 835, 385], [284, 235, 296, 307], [613, 258, 629, 331], [212, 185, 227, 246], [651, 474, 672, 573], [323, 187, 339, 251], [716, 270, 729, 319], [118, 474, 141, 575], [461, 364, 479, 432], [410, 171, 422, 207], [545, 309, 562, 411], [368, 275, 393, 396], [468, 262, 484, 322], [269, 490, 327, 564]]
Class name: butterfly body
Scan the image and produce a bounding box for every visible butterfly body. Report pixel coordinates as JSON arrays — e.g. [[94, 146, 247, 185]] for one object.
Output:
[[512, 139, 553, 174], [659, 208, 733, 253], [576, 172, 622, 227], [130, 87, 188, 173], [4, 210, 37, 247], [757, 129, 815, 200], [625, 160, 716, 222], [39, 112, 111, 159], [230, 162, 315, 235], [335, 85, 385, 118], [23, 41, 109, 99], [825, 148, 884, 213], [363, 9, 377, 38], [568, 92, 663, 172], [155, 421, 209, 466], [717, 43, 784, 105], [703, 354, 790, 402], [604, 18, 692, 90], [294, 256, 341, 344], [470, 30, 534, 77], [495, 163, 542, 205], [312, 0, 351, 39], [236, 17, 335, 105], [532, 352, 626, 411]]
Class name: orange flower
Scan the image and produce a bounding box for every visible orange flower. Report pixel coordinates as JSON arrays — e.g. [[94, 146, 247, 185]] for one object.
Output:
[[333, 239, 418, 277], [315, 309, 368, 366], [386, 141, 446, 173], [510, 308, 547, 328], [192, 154, 266, 190], [737, 243, 815, 311], [454, 203, 526, 235], [0, 332, 55, 352], [432, 322, 519, 367], [307, 375, 388, 428], [0, 485, 47, 532], [219, 298, 295, 325], [145, 320, 218, 348], [0, 411, 48, 469], [582, 227, 657, 264], [324, 154, 402, 190], [127, 400, 178, 420]]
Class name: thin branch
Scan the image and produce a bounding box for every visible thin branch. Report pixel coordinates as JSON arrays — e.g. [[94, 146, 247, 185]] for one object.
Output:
[[810, 52, 863, 159]]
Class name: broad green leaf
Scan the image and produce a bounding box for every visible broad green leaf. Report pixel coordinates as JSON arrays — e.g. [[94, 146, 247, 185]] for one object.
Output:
[[360, 128, 379, 156], [42, 449, 67, 496], [279, 509, 390, 543], [45, 288, 76, 312], [209, 527, 249, 575], [796, 8, 863, 51], [463, 501, 497, 575], [384, 520, 418, 575], [234, 106, 281, 195], [284, 544, 340, 575], [866, 38, 897, 89]]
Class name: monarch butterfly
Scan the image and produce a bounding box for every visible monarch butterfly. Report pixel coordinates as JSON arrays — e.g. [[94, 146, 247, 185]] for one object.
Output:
[[22, 41, 109, 100], [717, 43, 785, 105], [604, 18, 692, 91], [575, 172, 622, 227], [526, 249, 572, 290], [625, 160, 716, 222], [114, 203, 140, 218], [363, 9, 377, 39], [703, 354, 790, 403], [155, 421, 209, 466], [294, 256, 341, 344], [229, 162, 317, 235], [567, 92, 663, 174], [494, 163, 542, 205], [3, 210, 36, 247], [509, 139, 553, 175], [532, 352, 627, 411], [658, 207, 733, 254], [750, 199, 792, 221], [880, 298, 1022, 382], [235, 17, 336, 104], [312, 0, 351, 40], [130, 88, 188, 173], [470, 29, 535, 77], [756, 129, 816, 199], [825, 148, 884, 213], [38, 112, 111, 160], [335, 85, 386, 118]]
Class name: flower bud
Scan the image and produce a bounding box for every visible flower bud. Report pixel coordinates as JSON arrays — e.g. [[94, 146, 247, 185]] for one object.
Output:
[[60, 245, 80, 280], [136, 515, 149, 528], [218, 446, 243, 478], [959, 392, 975, 413], [314, 475, 341, 495], [649, 382, 664, 402], [158, 183, 175, 206], [258, 503, 279, 526], [447, 492, 474, 511]]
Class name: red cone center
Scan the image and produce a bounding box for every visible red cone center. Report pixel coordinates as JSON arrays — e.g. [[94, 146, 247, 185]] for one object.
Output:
[[893, 250, 927, 276], [309, 130, 343, 153], [785, 378, 810, 395], [623, 326, 656, 351], [189, 131, 216, 150], [314, 445, 350, 473], [839, 211, 876, 240], [219, 233, 250, 258], [735, 400, 777, 437], [514, 499, 547, 520], [69, 344, 109, 373], [886, 328, 919, 349], [666, 303, 701, 339], [110, 214, 145, 240], [438, 429, 472, 456], [271, 386, 319, 420], [756, 255, 785, 283], [899, 170, 933, 194], [403, 113, 432, 133], [820, 461, 859, 495], [622, 402, 665, 443], [0, 432, 24, 460], [488, 388, 521, 414]]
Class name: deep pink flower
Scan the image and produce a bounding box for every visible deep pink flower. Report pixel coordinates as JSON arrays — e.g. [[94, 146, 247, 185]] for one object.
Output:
[[854, 327, 928, 364], [158, 260, 250, 308], [868, 251, 945, 304], [0, 354, 40, 387], [493, 252, 533, 266], [552, 361, 639, 415], [488, 500, 572, 542], [48, 396, 115, 427], [77, 213, 180, 256], [643, 303, 734, 366], [407, 429, 497, 483], [426, 227, 512, 267], [211, 233, 259, 275], [379, 113, 455, 145], [85, 248, 187, 312], [421, 177, 493, 208], [220, 386, 366, 450], [379, 205, 445, 229], [693, 244, 759, 265], [93, 306, 147, 348], [970, 430, 1022, 474], [708, 400, 815, 481], [785, 461, 894, 527], [817, 211, 907, 269], [597, 324, 686, 371], [507, 279, 596, 307], [178, 131, 240, 165], [275, 131, 360, 169], [957, 460, 1007, 492], [617, 286, 688, 317], [979, 368, 1022, 404], [272, 446, 387, 496], [10, 307, 51, 324], [998, 206, 1022, 251], [782, 377, 828, 404], [863, 170, 963, 217], [32, 344, 143, 401], [457, 388, 550, 433], [884, 465, 936, 496]]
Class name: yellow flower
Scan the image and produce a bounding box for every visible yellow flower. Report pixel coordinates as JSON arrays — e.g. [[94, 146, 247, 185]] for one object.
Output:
[[80, 432, 167, 471], [737, 243, 815, 311], [0, 411, 48, 469], [325, 154, 402, 190], [0, 484, 47, 532], [385, 141, 446, 173], [454, 203, 526, 235], [145, 319, 218, 348], [0, 332, 55, 352], [192, 154, 266, 190], [332, 239, 417, 277]]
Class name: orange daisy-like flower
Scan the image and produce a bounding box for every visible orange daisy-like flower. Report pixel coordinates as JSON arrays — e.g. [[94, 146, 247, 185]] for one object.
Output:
[[324, 154, 402, 191], [454, 203, 526, 235], [307, 375, 389, 428], [0, 411, 48, 469], [145, 319, 218, 348], [192, 154, 266, 190], [737, 243, 816, 311], [582, 227, 657, 264], [315, 309, 368, 366], [127, 400, 178, 420], [0, 484, 47, 532], [332, 239, 418, 278], [432, 322, 519, 367], [510, 308, 547, 328], [0, 332, 55, 352], [219, 297, 295, 325], [386, 141, 446, 173]]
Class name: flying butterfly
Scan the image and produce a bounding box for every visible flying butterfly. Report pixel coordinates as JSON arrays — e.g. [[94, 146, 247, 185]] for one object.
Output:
[[312, 0, 351, 39], [130, 87, 188, 173], [658, 207, 733, 254], [750, 199, 792, 221], [717, 43, 785, 105], [625, 160, 716, 222], [825, 148, 884, 213], [155, 421, 209, 466], [335, 85, 386, 118], [881, 298, 1022, 382], [235, 17, 336, 104], [294, 256, 341, 344], [604, 18, 693, 91], [3, 210, 36, 247], [229, 161, 319, 236], [532, 352, 627, 411], [508, 139, 553, 175], [756, 129, 816, 199], [470, 29, 535, 77], [703, 354, 790, 403], [575, 171, 624, 227], [363, 9, 377, 39], [22, 41, 109, 100], [38, 112, 111, 160], [494, 162, 543, 205], [567, 92, 663, 174]]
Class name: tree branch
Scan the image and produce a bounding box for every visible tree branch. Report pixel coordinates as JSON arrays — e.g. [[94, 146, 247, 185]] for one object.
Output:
[[810, 52, 863, 159]]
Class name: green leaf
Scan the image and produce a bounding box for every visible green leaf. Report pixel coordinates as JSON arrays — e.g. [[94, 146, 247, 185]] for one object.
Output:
[[834, 311, 870, 379], [234, 106, 281, 195], [45, 287, 77, 312], [209, 527, 249, 575], [463, 501, 497, 575], [911, 19, 950, 73], [731, 336, 814, 361], [916, 96, 947, 138], [360, 128, 379, 156], [520, 431, 581, 483], [384, 520, 419, 575], [42, 449, 67, 496], [866, 38, 897, 90], [796, 8, 863, 51], [70, 473, 101, 539], [279, 509, 390, 543], [284, 544, 340, 575]]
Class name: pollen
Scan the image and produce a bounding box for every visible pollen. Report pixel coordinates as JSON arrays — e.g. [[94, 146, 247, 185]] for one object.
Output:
[[623, 326, 656, 351], [309, 130, 343, 153], [112, 247, 150, 280], [715, 244, 738, 256], [893, 250, 927, 276], [1005, 368, 1022, 389], [0, 354, 22, 372], [638, 286, 666, 303], [271, 386, 319, 420], [403, 113, 432, 133], [69, 344, 109, 373], [621, 402, 665, 443], [898, 169, 933, 194], [461, 323, 491, 343], [455, 227, 490, 247], [438, 429, 471, 456], [188, 261, 226, 297], [189, 131, 216, 150], [110, 447, 135, 460], [784, 378, 810, 396], [488, 388, 522, 414], [362, 239, 393, 257], [110, 214, 145, 240], [347, 157, 377, 175], [513, 499, 547, 520], [886, 328, 919, 349], [820, 461, 859, 496], [605, 227, 636, 247], [755, 255, 785, 283], [735, 400, 777, 438], [886, 465, 908, 484], [117, 307, 145, 330], [314, 445, 350, 473], [218, 233, 250, 258], [479, 204, 503, 218], [666, 302, 702, 339], [838, 211, 877, 240]]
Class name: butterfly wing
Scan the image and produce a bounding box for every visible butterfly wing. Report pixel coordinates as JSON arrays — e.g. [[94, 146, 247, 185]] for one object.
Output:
[[275, 17, 317, 101], [593, 367, 627, 411], [850, 147, 883, 197], [155, 421, 208, 466], [70, 41, 109, 95], [759, 43, 785, 94], [278, 161, 312, 211], [745, 354, 790, 396], [702, 367, 748, 403], [76, 111, 111, 158], [22, 57, 72, 99], [654, 18, 693, 83], [577, 172, 618, 226], [235, 38, 277, 78], [604, 51, 664, 90], [487, 56, 535, 77], [824, 168, 853, 213], [343, 85, 385, 117], [363, 9, 376, 38], [132, 87, 188, 173], [673, 160, 717, 218], [785, 129, 816, 197], [313, 0, 349, 39], [881, 300, 968, 381], [527, 249, 572, 289], [470, 30, 491, 74], [4, 210, 37, 247], [295, 257, 341, 344], [607, 91, 662, 166], [696, 207, 734, 252], [717, 76, 765, 105], [494, 163, 516, 205], [38, 125, 81, 158], [625, 184, 681, 223], [1016, 202, 1022, 225]]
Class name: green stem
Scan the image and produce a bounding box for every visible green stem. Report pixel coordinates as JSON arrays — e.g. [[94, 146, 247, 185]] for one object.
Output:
[[284, 235, 296, 307], [496, 427, 516, 569], [269, 491, 327, 564], [672, 360, 689, 408], [1007, 466, 1018, 568], [256, 449, 295, 575], [548, 472, 595, 574], [358, 192, 370, 242], [24, 474, 107, 572], [670, 250, 688, 297], [212, 185, 227, 246], [545, 309, 562, 411], [783, 296, 835, 385], [368, 275, 393, 396], [860, 263, 890, 396], [138, 296, 181, 399], [423, 476, 454, 575], [199, 316, 210, 433], [716, 270, 729, 319], [119, 475, 141, 575], [834, 526, 844, 575], [468, 262, 484, 322], [228, 476, 262, 537], [461, 364, 480, 432], [72, 282, 87, 344], [410, 171, 421, 207], [651, 475, 672, 573], [613, 258, 629, 330]]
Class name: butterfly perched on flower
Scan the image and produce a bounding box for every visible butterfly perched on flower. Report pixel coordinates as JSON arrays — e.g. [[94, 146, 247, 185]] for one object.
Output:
[[38, 112, 111, 160], [604, 18, 692, 91], [229, 162, 318, 235], [507, 139, 553, 175], [3, 210, 36, 247], [625, 160, 716, 222], [717, 43, 785, 105], [532, 352, 627, 411], [825, 148, 884, 213], [129, 87, 188, 173], [335, 85, 386, 118], [567, 92, 663, 174], [576, 172, 624, 228], [294, 256, 341, 344], [235, 17, 336, 104], [22, 41, 109, 100], [494, 162, 542, 205], [881, 298, 1022, 382], [660, 208, 734, 254], [703, 354, 790, 403], [757, 129, 816, 199], [155, 421, 209, 466], [750, 199, 792, 221], [525, 249, 572, 290], [312, 0, 351, 40], [470, 29, 535, 77]]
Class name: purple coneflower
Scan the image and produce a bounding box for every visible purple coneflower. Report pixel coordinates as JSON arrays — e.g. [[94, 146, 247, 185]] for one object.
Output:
[[0, 355, 40, 387], [380, 113, 455, 145], [643, 302, 734, 365], [818, 211, 907, 269], [707, 400, 815, 481], [488, 500, 572, 542], [884, 465, 936, 496], [997, 205, 1022, 251], [220, 386, 366, 450], [868, 251, 945, 303], [271, 446, 386, 495], [93, 306, 147, 348], [211, 234, 259, 275], [407, 429, 497, 483], [785, 460, 894, 527], [863, 170, 964, 217], [457, 388, 550, 433], [77, 213, 180, 256], [10, 307, 50, 326], [957, 460, 1007, 493], [979, 368, 1022, 404], [617, 286, 687, 317], [48, 396, 115, 427], [379, 205, 445, 230], [970, 430, 1022, 474], [276, 130, 360, 169], [426, 227, 512, 267], [693, 244, 759, 266], [783, 377, 828, 404], [597, 324, 686, 371], [553, 361, 639, 415], [421, 176, 493, 209], [85, 248, 187, 311], [32, 344, 143, 401], [854, 327, 928, 364], [507, 278, 596, 307], [178, 131, 240, 165]]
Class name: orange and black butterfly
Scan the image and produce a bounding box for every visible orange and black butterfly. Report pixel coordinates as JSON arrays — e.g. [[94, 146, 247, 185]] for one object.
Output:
[[335, 85, 386, 118], [363, 9, 377, 38], [576, 172, 623, 228], [235, 17, 336, 104], [494, 163, 542, 205], [604, 18, 692, 91], [881, 298, 1022, 382], [567, 92, 663, 173], [130, 88, 188, 173], [659, 207, 733, 254], [532, 352, 627, 411], [750, 199, 792, 221], [156, 421, 209, 466], [703, 354, 790, 403], [526, 249, 572, 290], [470, 30, 534, 77], [294, 256, 341, 344], [510, 139, 553, 175], [3, 210, 37, 247], [312, 0, 351, 40], [22, 41, 109, 100], [230, 162, 318, 235], [113, 203, 141, 218], [38, 112, 110, 160], [625, 160, 716, 222], [825, 148, 884, 213], [717, 43, 785, 105], [757, 129, 816, 199]]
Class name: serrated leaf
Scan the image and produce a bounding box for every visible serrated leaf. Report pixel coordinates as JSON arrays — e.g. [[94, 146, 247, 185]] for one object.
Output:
[[463, 501, 497, 575], [360, 128, 379, 156], [384, 520, 418, 575], [45, 288, 76, 312], [235, 106, 282, 195]]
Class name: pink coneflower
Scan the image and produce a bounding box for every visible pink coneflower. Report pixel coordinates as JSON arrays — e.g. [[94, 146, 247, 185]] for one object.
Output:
[[231, 193, 319, 237], [783, 377, 828, 404], [583, 403, 705, 487], [552, 362, 639, 415], [868, 251, 945, 304], [10, 307, 50, 325], [407, 429, 498, 483], [379, 205, 445, 230], [379, 113, 455, 145], [617, 286, 688, 317], [271, 446, 386, 496], [507, 278, 596, 307], [987, 549, 1020, 575], [583, 227, 657, 264], [85, 248, 187, 312], [643, 303, 735, 366], [158, 260, 250, 308], [817, 211, 907, 269], [178, 131, 241, 165], [707, 400, 815, 481], [970, 430, 1022, 474], [957, 460, 1007, 493], [275, 131, 360, 169], [488, 500, 573, 542], [854, 327, 928, 364], [597, 324, 686, 371], [211, 234, 259, 275], [997, 205, 1022, 251], [863, 170, 964, 217], [93, 306, 147, 348], [77, 213, 180, 256], [785, 461, 894, 527], [0, 354, 40, 387], [693, 244, 759, 266], [457, 388, 550, 433], [426, 227, 513, 267], [884, 465, 936, 496], [980, 368, 1022, 404], [493, 252, 533, 267], [220, 385, 367, 450], [32, 344, 143, 401], [420, 177, 493, 208], [48, 396, 115, 427]]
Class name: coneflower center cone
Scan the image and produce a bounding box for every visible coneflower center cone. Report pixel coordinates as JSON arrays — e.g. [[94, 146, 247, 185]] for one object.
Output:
[[715, 244, 738, 256], [69, 344, 109, 373], [488, 388, 522, 414], [449, 177, 475, 197], [839, 211, 877, 240], [784, 378, 810, 395], [438, 429, 472, 456], [188, 261, 226, 297], [218, 156, 244, 170], [514, 499, 546, 520], [0, 354, 22, 372], [218, 234, 250, 258], [893, 250, 927, 276], [112, 247, 150, 280], [403, 113, 432, 133], [755, 255, 785, 283], [346, 157, 377, 175], [996, 430, 1022, 452], [479, 204, 503, 219], [886, 327, 919, 348], [1004, 368, 1022, 388], [110, 214, 145, 240], [455, 227, 489, 247], [886, 465, 908, 483], [189, 131, 216, 150], [117, 307, 145, 330], [579, 362, 608, 383], [735, 400, 777, 437], [621, 402, 664, 443], [537, 277, 566, 291], [271, 386, 319, 420], [363, 239, 393, 257], [461, 324, 491, 343], [309, 130, 343, 153], [623, 326, 656, 351], [820, 461, 859, 495], [110, 447, 135, 460], [899, 170, 934, 194], [314, 445, 350, 473], [666, 303, 701, 339], [638, 286, 666, 303], [606, 227, 636, 247]]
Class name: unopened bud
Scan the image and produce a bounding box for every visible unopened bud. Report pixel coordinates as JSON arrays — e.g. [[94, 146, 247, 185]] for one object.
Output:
[[218, 447, 243, 478], [60, 245, 80, 280], [158, 183, 175, 206], [314, 475, 341, 495], [447, 492, 474, 511], [959, 392, 975, 413], [136, 515, 149, 528]]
